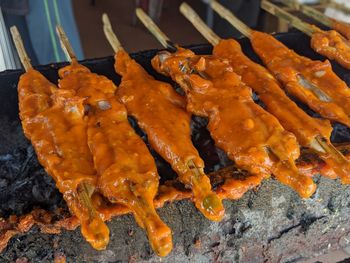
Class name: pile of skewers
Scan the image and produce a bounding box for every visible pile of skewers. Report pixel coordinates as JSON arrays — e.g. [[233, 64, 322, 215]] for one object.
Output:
[[9, 0, 350, 257]]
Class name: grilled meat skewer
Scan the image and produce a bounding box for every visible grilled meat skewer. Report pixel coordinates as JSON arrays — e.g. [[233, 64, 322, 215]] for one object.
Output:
[[102, 14, 225, 222], [11, 26, 109, 250], [209, 0, 350, 184], [261, 1, 350, 70], [136, 8, 316, 198], [281, 0, 350, 40], [56, 26, 172, 257]]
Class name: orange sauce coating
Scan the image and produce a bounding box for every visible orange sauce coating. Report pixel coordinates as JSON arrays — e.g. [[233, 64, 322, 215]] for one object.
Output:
[[310, 28, 350, 69], [17, 69, 107, 249], [151, 48, 316, 198], [331, 20, 350, 40], [58, 62, 172, 257], [212, 39, 332, 147], [251, 30, 350, 127], [114, 50, 224, 222], [250, 31, 350, 184]]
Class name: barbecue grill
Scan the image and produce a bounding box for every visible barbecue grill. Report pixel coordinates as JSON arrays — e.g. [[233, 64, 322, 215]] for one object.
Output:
[[1, 32, 350, 262]]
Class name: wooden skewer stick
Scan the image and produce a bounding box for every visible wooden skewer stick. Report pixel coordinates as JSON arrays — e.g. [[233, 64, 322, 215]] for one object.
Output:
[[281, 0, 333, 27], [135, 7, 226, 212], [180, 3, 222, 46], [56, 25, 76, 62], [210, 0, 252, 38], [55, 25, 109, 249], [260, 1, 316, 37], [10, 26, 32, 72], [179, 3, 220, 46], [102, 14, 124, 53], [282, 0, 350, 40], [136, 8, 176, 51], [329, 1, 350, 15], [280, 0, 301, 10]]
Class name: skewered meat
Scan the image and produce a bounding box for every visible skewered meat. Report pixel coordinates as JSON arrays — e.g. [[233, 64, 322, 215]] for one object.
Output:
[[310, 27, 350, 69], [304, 24, 350, 70], [58, 61, 172, 257], [251, 31, 350, 127], [152, 48, 316, 198], [212, 39, 349, 178], [18, 69, 109, 250], [178, 1, 350, 185], [114, 50, 225, 221], [261, 0, 350, 70], [249, 31, 350, 184], [331, 19, 350, 40], [212, 39, 332, 148]]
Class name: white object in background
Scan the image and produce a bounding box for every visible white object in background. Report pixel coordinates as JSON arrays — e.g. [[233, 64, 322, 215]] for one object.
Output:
[[325, 0, 350, 23], [333, 0, 350, 8], [0, 7, 18, 72]]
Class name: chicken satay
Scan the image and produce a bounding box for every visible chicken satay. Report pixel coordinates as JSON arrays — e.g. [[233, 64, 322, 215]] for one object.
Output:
[[208, 0, 350, 184], [135, 7, 316, 197], [116, 50, 224, 221], [213, 40, 350, 182], [102, 14, 224, 221], [310, 27, 350, 69], [180, 2, 331, 146], [261, 1, 350, 70], [250, 30, 350, 126], [331, 20, 350, 40], [213, 40, 349, 170], [281, 0, 350, 41], [11, 27, 110, 250], [56, 26, 172, 256], [244, 1, 350, 125], [179, 2, 339, 179], [151, 48, 316, 198]]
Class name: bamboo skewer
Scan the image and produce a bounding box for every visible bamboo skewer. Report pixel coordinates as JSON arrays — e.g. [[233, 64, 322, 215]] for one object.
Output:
[[281, 0, 333, 28], [136, 8, 176, 50], [260, 1, 316, 37], [210, 1, 252, 38], [280, 0, 301, 10], [56, 25, 77, 61], [102, 14, 124, 52], [11, 25, 109, 250], [179, 3, 220, 46], [10, 27, 32, 72], [281, 0, 350, 41]]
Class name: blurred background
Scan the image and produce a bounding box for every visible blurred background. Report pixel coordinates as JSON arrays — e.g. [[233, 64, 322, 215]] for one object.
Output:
[[0, 0, 349, 68]]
